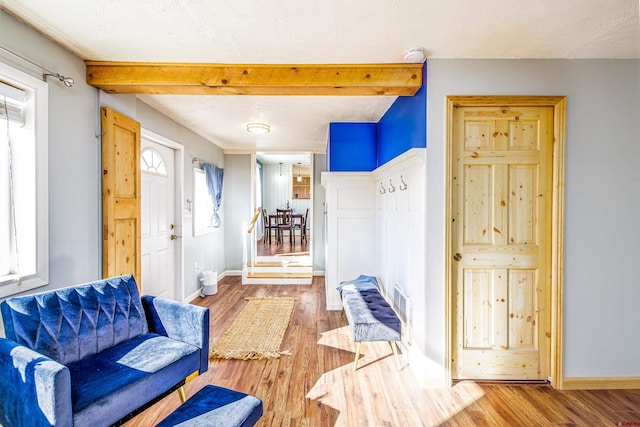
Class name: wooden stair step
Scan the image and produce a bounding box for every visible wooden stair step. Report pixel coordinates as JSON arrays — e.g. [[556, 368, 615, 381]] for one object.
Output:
[[251, 262, 312, 268], [246, 272, 313, 279]]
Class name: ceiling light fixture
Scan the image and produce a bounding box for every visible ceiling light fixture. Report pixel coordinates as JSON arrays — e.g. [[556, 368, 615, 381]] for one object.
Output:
[[278, 162, 284, 181], [297, 163, 302, 182], [246, 122, 270, 134]]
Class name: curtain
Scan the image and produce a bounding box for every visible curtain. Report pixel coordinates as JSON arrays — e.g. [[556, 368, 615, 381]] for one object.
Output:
[[203, 163, 224, 228]]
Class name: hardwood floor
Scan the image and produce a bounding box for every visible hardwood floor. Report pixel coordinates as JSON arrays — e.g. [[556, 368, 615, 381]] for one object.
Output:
[[125, 277, 640, 426], [257, 234, 309, 257]]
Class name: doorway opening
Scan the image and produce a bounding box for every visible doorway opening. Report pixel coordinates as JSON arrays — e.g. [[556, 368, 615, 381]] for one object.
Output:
[[140, 129, 184, 301], [255, 152, 312, 267]]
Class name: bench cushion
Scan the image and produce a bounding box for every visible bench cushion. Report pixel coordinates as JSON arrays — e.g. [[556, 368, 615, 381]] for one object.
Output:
[[68, 333, 200, 426], [342, 289, 401, 342], [156, 385, 263, 427]]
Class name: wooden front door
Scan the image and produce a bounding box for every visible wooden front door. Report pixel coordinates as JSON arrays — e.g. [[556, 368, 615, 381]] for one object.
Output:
[[101, 107, 141, 287], [451, 103, 553, 381]]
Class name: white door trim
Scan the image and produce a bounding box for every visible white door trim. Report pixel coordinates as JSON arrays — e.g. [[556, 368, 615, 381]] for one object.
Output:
[[251, 151, 314, 266], [141, 128, 185, 300], [444, 96, 566, 389]]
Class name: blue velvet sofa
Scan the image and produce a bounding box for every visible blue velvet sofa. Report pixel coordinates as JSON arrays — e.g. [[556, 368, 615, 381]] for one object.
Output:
[[0, 274, 209, 427]]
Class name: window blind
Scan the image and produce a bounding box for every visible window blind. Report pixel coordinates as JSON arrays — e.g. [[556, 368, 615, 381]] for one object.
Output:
[[0, 80, 26, 125]]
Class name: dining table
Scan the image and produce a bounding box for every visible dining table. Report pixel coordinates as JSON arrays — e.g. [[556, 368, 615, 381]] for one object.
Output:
[[268, 212, 304, 244]]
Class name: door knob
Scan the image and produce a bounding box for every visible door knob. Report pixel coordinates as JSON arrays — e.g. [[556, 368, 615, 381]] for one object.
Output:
[[170, 234, 178, 240], [453, 253, 462, 261]]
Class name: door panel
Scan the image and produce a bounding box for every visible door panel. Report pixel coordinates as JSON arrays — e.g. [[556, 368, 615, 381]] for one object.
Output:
[[452, 105, 553, 381], [141, 140, 175, 300], [101, 107, 141, 287]]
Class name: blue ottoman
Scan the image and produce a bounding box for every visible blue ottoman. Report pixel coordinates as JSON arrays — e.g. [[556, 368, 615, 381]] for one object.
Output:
[[156, 385, 263, 427]]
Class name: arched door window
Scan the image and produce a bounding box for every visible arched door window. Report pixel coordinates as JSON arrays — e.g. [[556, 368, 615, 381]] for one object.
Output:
[[140, 148, 167, 175]]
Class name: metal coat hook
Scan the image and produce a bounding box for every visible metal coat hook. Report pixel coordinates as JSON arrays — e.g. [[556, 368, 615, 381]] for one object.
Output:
[[388, 178, 396, 193], [399, 175, 408, 191], [379, 181, 386, 194]]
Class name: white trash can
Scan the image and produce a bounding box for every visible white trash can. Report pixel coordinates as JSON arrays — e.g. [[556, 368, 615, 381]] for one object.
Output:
[[200, 270, 218, 296]]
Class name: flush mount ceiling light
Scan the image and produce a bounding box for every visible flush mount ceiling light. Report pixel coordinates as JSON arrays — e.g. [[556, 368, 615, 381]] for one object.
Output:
[[403, 47, 426, 63], [246, 122, 270, 134]]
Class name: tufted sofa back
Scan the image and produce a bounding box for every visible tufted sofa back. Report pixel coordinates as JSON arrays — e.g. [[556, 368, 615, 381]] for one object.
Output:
[[1, 274, 149, 365]]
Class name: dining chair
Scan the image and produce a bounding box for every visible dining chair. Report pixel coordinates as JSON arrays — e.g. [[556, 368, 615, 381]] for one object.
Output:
[[262, 209, 274, 244], [294, 208, 309, 243], [276, 208, 294, 244], [301, 208, 309, 243]]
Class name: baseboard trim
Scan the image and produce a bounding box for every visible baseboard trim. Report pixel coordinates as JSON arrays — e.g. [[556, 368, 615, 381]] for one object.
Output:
[[184, 289, 202, 303], [561, 377, 640, 390], [226, 270, 242, 276], [312, 270, 325, 276]]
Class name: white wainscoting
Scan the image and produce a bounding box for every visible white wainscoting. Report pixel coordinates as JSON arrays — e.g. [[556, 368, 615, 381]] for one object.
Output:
[[322, 148, 428, 383], [321, 172, 375, 310]]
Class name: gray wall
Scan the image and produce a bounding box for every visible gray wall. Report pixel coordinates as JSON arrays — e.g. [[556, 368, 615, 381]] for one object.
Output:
[[313, 153, 327, 271], [135, 100, 225, 298], [1, 10, 102, 289], [0, 11, 227, 304], [223, 154, 253, 271], [425, 59, 640, 378], [5, 7, 640, 380]]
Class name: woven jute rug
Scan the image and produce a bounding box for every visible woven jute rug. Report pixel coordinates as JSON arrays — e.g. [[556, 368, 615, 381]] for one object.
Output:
[[209, 297, 296, 360]]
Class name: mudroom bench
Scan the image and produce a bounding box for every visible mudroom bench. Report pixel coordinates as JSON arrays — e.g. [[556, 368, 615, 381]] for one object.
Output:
[[338, 275, 401, 371]]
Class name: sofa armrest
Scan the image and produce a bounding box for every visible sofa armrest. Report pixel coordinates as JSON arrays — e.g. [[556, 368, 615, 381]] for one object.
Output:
[[141, 296, 210, 374], [0, 338, 72, 427]]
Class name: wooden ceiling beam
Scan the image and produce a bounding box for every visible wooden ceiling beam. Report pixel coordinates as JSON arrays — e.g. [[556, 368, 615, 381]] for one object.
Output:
[[85, 62, 423, 96]]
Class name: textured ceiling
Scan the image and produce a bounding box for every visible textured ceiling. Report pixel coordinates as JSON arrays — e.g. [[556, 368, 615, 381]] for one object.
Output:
[[2, 0, 638, 153]]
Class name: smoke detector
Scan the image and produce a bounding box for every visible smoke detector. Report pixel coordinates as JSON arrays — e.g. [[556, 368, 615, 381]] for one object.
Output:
[[404, 47, 426, 63]]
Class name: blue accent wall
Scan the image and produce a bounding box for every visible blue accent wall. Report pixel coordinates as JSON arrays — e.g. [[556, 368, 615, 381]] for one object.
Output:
[[377, 65, 427, 166], [327, 64, 426, 171], [328, 122, 378, 172]]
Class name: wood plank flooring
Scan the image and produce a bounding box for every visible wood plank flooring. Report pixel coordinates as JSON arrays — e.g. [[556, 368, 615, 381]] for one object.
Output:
[[257, 235, 308, 257], [124, 277, 640, 426]]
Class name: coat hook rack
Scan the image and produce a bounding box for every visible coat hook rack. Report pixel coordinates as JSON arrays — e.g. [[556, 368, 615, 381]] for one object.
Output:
[[399, 175, 408, 191], [379, 181, 386, 194], [388, 178, 396, 193]]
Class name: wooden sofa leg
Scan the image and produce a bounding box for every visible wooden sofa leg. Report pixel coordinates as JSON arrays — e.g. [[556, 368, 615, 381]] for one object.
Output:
[[354, 342, 362, 371]]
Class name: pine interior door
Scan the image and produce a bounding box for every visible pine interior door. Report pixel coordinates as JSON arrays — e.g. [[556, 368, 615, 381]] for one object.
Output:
[[452, 105, 553, 380], [101, 107, 141, 288]]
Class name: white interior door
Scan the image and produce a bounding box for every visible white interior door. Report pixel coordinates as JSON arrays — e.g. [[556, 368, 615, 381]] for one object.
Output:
[[141, 138, 176, 299]]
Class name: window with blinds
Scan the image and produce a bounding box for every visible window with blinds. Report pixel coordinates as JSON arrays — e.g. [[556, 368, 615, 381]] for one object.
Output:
[[0, 61, 48, 297], [0, 80, 26, 126]]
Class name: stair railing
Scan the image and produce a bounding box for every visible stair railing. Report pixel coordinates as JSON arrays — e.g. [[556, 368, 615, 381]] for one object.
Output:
[[242, 208, 262, 283]]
